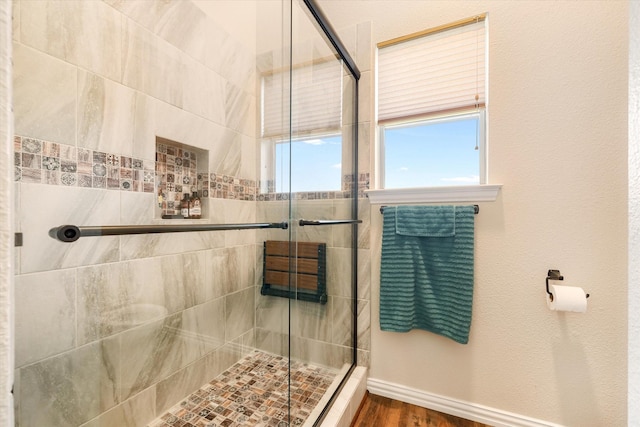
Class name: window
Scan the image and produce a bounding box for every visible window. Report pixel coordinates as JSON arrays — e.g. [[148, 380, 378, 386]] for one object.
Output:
[[261, 60, 344, 193], [377, 15, 487, 190], [274, 134, 342, 193]]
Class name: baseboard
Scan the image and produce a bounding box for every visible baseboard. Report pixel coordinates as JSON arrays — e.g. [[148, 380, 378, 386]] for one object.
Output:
[[367, 378, 561, 427]]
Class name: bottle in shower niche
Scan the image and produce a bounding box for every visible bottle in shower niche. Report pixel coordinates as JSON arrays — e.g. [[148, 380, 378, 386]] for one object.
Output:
[[189, 191, 201, 219], [180, 193, 190, 219]]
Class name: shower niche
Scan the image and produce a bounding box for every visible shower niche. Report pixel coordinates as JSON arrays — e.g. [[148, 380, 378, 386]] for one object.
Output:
[[155, 136, 209, 219]]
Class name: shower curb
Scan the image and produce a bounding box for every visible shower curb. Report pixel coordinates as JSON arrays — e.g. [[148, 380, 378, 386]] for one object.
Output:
[[318, 366, 368, 427]]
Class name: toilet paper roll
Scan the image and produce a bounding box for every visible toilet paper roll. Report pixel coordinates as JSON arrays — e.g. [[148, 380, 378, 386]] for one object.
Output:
[[546, 284, 588, 312]]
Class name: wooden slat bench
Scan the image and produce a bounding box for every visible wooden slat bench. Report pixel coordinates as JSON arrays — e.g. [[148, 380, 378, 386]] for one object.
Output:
[[261, 240, 327, 304]]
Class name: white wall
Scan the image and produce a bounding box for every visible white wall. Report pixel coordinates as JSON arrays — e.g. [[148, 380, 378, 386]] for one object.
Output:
[[320, 1, 629, 425]]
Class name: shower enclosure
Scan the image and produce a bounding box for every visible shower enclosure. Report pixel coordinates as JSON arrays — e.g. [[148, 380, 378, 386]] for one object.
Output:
[[12, 0, 360, 426]]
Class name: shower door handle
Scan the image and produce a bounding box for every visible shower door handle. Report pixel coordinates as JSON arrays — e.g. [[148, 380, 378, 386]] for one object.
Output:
[[298, 219, 362, 226]]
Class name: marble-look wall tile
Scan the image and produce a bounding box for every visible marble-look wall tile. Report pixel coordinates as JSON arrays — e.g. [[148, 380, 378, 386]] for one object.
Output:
[[357, 248, 371, 302], [119, 299, 225, 400], [19, 339, 120, 427], [224, 81, 255, 137], [255, 289, 289, 336], [119, 220, 225, 260], [14, 269, 76, 367], [290, 335, 351, 370], [122, 19, 186, 108], [20, 0, 122, 82], [292, 299, 332, 343], [332, 198, 355, 249], [12, 0, 20, 42], [240, 133, 258, 181], [20, 184, 120, 274], [357, 300, 371, 352], [152, 40, 186, 109], [154, 333, 248, 414], [327, 247, 353, 298], [80, 386, 156, 427], [357, 197, 371, 249], [292, 200, 335, 246], [77, 70, 136, 156], [208, 128, 241, 177], [254, 328, 289, 357], [256, 200, 290, 224], [357, 22, 373, 73], [206, 341, 244, 380], [154, 97, 220, 153], [13, 43, 76, 145], [103, 0, 167, 33], [240, 329, 256, 357], [121, 18, 157, 100], [182, 56, 226, 124], [77, 252, 207, 345], [342, 73, 357, 128], [182, 251, 208, 306], [357, 349, 370, 368], [225, 288, 255, 342], [153, 0, 209, 62], [221, 200, 257, 246], [204, 23, 256, 93], [119, 191, 155, 225], [331, 297, 371, 353], [205, 245, 255, 301], [132, 92, 156, 161], [331, 297, 353, 348], [154, 352, 210, 416]]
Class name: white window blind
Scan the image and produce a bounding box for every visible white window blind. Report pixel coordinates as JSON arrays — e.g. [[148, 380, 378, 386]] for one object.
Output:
[[378, 18, 486, 123], [262, 59, 343, 138]]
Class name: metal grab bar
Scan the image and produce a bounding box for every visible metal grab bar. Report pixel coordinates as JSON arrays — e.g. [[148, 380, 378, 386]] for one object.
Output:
[[49, 221, 289, 243], [298, 219, 362, 226]]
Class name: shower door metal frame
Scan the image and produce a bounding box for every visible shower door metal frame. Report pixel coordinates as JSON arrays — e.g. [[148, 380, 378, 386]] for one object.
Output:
[[300, 1, 361, 425]]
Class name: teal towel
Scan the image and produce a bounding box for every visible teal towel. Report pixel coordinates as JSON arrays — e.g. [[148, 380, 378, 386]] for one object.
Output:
[[395, 205, 455, 237], [380, 205, 475, 344]]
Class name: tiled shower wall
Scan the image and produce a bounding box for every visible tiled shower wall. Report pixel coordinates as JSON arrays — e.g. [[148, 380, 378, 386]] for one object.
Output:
[[12, 1, 372, 426], [12, 1, 264, 426]]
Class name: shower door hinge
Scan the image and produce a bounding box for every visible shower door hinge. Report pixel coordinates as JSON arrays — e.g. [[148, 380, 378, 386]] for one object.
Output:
[[14, 233, 22, 247]]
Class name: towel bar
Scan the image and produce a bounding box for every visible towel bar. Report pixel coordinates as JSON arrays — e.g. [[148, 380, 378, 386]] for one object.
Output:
[[380, 205, 479, 215]]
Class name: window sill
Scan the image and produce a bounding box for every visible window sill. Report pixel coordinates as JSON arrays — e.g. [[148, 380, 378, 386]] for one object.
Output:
[[365, 184, 502, 204]]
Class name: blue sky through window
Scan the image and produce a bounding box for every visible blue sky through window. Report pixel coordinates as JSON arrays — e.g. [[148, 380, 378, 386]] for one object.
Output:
[[384, 116, 480, 188], [275, 135, 342, 193]]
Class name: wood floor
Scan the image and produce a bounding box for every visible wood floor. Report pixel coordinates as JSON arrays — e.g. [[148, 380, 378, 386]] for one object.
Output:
[[351, 392, 491, 427]]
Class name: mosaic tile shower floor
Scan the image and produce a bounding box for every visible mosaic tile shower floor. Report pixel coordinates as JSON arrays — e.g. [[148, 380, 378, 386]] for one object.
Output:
[[149, 351, 337, 427]]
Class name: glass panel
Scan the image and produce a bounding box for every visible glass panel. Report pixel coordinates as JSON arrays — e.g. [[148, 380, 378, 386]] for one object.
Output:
[[13, 0, 356, 425], [287, 0, 358, 423], [13, 0, 289, 426], [275, 134, 343, 193]]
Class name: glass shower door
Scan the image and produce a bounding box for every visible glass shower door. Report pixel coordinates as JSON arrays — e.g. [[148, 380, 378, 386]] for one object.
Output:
[[287, 0, 360, 423]]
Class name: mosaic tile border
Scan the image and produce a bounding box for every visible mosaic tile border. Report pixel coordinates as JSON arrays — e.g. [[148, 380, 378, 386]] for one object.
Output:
[[149, 350, 337, 427], [14, 136, 370, 201], [14, 136, 155, 192]]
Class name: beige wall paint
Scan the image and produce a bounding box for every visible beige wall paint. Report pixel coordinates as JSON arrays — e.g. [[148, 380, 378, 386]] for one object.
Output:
[[320, 1, 629, 425], [628, 0, 639, 424]]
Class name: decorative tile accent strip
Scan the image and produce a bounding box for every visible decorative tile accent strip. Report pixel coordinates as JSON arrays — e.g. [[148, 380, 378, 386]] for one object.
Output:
[[256, 173, 369, 201], [14, 136, 155, 192], [15, 136, 370, 201], [149, 350, 336, 427], [210, 173, 256, 201]]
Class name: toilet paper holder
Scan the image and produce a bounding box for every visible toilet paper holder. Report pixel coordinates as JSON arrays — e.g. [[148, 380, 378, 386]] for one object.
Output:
[[546, 269, 590, 301]]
